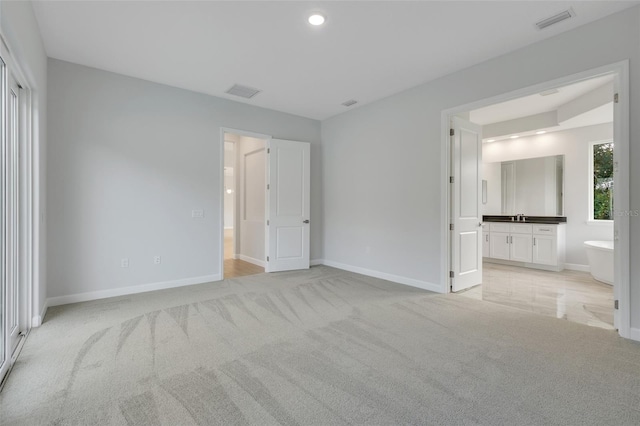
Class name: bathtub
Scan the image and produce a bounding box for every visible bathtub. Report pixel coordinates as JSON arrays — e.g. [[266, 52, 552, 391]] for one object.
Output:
[[584, 240, 614, 285]]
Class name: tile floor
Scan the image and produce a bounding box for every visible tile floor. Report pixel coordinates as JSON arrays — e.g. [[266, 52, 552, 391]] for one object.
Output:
[[458, 262, 614, 330]]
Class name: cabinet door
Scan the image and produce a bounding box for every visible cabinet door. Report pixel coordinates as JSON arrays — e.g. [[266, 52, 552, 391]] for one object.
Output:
[[490, 232, 510, 260], [510, 233, 533, 263], [482, 232, 490, 258], [532, 235, 557, 265]]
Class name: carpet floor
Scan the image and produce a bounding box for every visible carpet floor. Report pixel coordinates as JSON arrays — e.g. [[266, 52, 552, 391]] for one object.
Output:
[[1, 266, 639, 425]]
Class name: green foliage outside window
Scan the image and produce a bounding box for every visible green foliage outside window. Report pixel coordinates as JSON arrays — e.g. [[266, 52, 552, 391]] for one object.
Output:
[[593, 142, 614, 220]]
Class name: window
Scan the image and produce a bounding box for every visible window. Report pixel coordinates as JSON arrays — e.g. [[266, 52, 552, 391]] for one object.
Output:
[[589, 141, 614, 221]]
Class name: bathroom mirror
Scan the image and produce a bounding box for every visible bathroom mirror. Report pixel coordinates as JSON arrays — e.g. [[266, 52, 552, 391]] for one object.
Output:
[[482, 155, 564, 216]]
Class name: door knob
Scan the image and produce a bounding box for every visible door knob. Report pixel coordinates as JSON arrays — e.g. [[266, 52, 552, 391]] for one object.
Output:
[[303, 220, 310, 223]]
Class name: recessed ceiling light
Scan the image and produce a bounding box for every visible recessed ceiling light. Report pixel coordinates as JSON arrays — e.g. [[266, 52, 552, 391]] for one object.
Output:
[[540, 89, 559, 96], [510, 135, 519, 139], [536, 130, 547, 135], [308, 14, 325, 26]]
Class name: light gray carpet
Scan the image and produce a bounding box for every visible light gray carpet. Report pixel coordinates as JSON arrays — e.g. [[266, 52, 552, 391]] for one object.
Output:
[[1, 266, 639, 425]]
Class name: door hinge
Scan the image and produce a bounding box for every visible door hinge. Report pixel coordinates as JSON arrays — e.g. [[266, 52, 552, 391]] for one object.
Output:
[[267, 148, 270, 154], [449, 224, 454, 231], [267, 256, 270, 261], [267, 184, 270, 190], [614, 300, 619, 310], [614, 93, 619, 104], [450, 129, 455, 136], [267, 220, 269, 226], [449, 270, 454, 278], [450, 176, 454, 183]]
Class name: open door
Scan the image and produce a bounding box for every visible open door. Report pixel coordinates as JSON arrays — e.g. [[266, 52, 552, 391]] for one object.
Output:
[[450, 117, 483, 292], [266, 139, 310, 272]]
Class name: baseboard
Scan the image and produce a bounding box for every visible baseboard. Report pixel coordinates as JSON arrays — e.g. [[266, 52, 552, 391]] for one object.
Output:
[[310, 258, 324, 266], [320, 259, 442, 293], [239, 254, 265, 267], [47, 274, 221, 307], [564, 263, 590, 273], [629, 327, 640, 342], [31, 299, 49, 327]]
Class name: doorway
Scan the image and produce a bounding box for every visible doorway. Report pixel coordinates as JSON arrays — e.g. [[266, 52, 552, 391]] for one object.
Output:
[[443, 62, 630, 338], [222, 131, 267, 279]]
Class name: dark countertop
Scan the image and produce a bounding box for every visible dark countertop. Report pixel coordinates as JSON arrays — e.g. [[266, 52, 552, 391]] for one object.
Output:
[[483, 215, 567, 224]]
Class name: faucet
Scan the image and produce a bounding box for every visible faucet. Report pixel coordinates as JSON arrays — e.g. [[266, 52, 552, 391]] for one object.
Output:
[[515, 213, 526, 222]]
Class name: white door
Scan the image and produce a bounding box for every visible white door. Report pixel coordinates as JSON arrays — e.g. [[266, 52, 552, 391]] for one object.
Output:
[[482, 232, 490, 258], [450, 117, 483, 292], [6, 72, 21, 355], [510, 234, 533, 263], [532, 235, 557, 265], [490, 232, 510, 260], [266, 139, 310, 272]]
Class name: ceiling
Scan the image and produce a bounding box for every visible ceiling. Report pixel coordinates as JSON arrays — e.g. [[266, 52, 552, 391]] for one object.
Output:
[[32, 1, 638, 120], [470, 74, 614, 141], [469, 74, 614, 125]]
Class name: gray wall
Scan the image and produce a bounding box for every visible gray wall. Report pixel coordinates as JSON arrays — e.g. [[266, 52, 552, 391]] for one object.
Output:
[[0, 1, 48, 323], [321, 8, 640, 328], [47, 59, 321, 299]]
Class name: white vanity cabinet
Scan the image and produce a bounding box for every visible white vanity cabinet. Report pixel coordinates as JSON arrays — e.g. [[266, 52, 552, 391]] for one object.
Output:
[[485, 222, 565, 271], [482, 223, 490, 258]]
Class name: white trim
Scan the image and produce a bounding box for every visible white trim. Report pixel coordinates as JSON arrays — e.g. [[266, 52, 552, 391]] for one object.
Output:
[[238, 254, 265, 268], [310, 258, 324, 266], [321, 259, 442, 293], [47, 274, 221, 307], [564, 263, 590, 273], [630, 328, 640, 342], [586, 219, 614, 227], [442, 61, 631, 339], [31, 299, 48, 327]]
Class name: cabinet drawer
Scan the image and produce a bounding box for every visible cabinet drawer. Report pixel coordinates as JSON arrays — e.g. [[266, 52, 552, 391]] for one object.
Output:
[[490, 223, 510, 233], [533, 225, 556, 235], [510, 224, 533, 234]]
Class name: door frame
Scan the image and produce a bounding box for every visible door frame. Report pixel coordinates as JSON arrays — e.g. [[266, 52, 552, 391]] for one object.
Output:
[[0, 32, 36, 389], [440, 61, 631, 339], [218, 127, 272, 279]]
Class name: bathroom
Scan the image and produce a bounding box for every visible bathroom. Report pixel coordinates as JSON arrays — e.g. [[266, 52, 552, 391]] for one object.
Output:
[[460, 74, 615, 330]]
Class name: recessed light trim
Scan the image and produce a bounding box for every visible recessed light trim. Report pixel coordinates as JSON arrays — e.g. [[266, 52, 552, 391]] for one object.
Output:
[[510, 135, 519, 139], [486, 139, 496, 143], [308, 14, 325, 26], [536, 130, 547, 135]]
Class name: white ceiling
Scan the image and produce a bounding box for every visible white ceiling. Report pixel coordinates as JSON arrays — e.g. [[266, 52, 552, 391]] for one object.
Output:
[[470, 74, 614, 141], [469, 74, 614, 125], [32, 1, 638, 120]]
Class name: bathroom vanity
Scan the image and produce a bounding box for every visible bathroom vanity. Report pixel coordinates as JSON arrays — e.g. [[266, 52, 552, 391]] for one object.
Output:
[[482, 216, 566, 272]]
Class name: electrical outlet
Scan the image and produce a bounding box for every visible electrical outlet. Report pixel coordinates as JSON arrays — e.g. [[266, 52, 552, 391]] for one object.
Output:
[[154, 255, 161, 265], [121, 258, 129, 268], [192, 209, 204, 218]]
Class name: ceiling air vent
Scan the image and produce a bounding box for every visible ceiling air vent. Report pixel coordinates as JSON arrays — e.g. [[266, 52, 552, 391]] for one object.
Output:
[[535, 9, 574, 30], [225, 84, 261, 99], [342, 99, 358, 107]]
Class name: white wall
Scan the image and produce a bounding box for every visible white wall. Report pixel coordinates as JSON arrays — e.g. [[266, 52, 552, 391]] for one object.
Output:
[[0, 1, 48, 324], [321, 7, 640, 329], [483, 124, 614, 266], [237, 135, 266, 265], [223, 141, 234, 229], [47, 59, 321, 300]]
